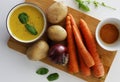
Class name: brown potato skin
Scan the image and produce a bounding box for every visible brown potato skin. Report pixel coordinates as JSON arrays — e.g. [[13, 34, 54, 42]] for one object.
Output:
[[26, 40, 49, 61], [47, 25, 67, 42], [47, 2, 68, 24]]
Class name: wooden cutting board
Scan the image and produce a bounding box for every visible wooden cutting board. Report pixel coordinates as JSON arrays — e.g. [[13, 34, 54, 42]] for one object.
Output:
[[7, 0, 117, 82]]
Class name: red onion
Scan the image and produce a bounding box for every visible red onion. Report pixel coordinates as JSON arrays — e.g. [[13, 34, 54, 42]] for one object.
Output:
[[48, 44, 68, 65]]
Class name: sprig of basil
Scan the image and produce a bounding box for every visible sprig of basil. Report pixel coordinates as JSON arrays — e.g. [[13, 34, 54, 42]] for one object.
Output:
[[75, 0, 116, 12], [75, 0, 90, 11], [18, 12, 38, 35]]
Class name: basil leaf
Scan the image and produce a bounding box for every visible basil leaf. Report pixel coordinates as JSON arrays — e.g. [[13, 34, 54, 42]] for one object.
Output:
[[25, 24, 38, 35], [18, 12, 28, 24], [36, 67, 49, 75], [47, 73, 59, 81], [78, 2, 90, 11]]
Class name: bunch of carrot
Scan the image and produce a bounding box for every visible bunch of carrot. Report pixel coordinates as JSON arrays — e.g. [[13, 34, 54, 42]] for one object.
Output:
[[65, 13, 104, 78]]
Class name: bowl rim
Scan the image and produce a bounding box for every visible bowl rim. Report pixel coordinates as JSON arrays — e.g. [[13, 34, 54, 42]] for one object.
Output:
[[95, 17, 120, 51], [6, 2, 47, 43]]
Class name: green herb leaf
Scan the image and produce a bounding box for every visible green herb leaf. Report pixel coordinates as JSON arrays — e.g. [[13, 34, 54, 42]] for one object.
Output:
[[75, 0, 90, 11], [75, 0, 82, 3], [47, 73, 59, 81], [101, 2, 106, 7], [18, 12, 28, 24], [79, 2, 90, 11], [36, 67, 49, 75], [25, 24, 38, 35], [101, 2, 116, 10], [75, 0, 116, 11], [93, 1, 99, 7], [86, 0, 90, 4]]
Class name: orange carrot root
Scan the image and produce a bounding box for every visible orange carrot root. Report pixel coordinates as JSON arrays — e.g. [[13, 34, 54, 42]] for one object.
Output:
[[68, 14, 95, 68], [72, 25, 95, 67], [78, 51, 91, 76], [66, 15, 79, 73], [79, 18, 105, 77]]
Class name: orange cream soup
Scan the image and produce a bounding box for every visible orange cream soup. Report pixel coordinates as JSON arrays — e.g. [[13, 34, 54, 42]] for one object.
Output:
[[9, 5, 44, 41]]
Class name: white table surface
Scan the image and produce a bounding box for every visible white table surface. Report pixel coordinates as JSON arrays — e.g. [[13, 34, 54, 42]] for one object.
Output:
[[1, 0, 120, 82]]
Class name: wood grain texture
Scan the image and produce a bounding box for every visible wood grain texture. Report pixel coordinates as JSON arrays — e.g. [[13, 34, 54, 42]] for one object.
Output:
[[7, 0, 116, 82]]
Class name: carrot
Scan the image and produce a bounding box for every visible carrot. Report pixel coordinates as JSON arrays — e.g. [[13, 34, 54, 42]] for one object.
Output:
[[68, 14, 95, 67], [79, 18, 104, 77], [66, 15, 79, 73], [68, 13, 78, 29], [72, 25, 94, 67], [78, 50, 91, 76]]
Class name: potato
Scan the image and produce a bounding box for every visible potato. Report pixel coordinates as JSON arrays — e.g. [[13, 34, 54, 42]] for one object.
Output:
[[47, 2, 68, 24], [47, 25, 67, 41], [26, 40, 49, 61]]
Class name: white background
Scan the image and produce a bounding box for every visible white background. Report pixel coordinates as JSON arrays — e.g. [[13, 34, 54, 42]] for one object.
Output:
[[1, 0, 120, 82]]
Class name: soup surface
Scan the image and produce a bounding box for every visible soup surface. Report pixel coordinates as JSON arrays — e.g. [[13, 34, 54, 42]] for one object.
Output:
[[9, 5, 44, 41]]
